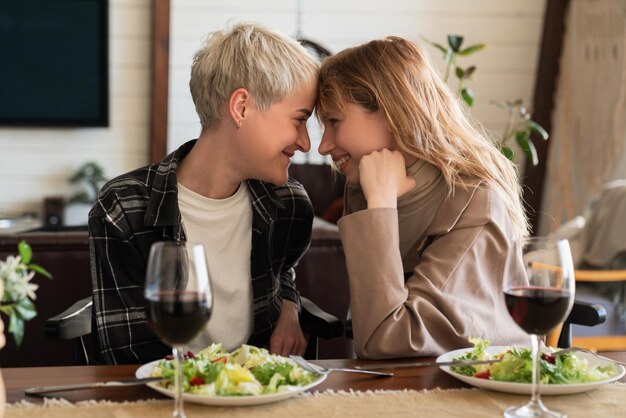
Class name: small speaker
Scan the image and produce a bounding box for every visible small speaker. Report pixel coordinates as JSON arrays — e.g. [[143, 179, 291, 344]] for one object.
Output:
[[43, 197, 65, 227]]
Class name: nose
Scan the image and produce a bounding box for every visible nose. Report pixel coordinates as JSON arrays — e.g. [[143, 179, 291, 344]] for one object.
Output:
[[318, 129, 335, 155], [295, 128, 311, 153]]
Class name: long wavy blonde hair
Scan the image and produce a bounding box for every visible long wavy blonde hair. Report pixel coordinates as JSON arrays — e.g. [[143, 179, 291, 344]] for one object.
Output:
[[317, 36, 529, 238]]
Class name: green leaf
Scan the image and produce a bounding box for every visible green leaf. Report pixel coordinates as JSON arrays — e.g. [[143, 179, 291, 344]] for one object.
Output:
[[18, 240, 32, 265], [15, 299, 37, 321], [9, 313, 25, 347], [455, 66, 465, 79], [458, 43, 486, 56], [447, 35, 464, 53], [501, 146, 515, 161], [0, 305, 14, 316], [529, 120, 549, 140], [461, 87, 474, 107], [27, 263, 52, 279], [463, 66, 476, 79], [432, 42, 447, 54], [516, 131, 539, 166]]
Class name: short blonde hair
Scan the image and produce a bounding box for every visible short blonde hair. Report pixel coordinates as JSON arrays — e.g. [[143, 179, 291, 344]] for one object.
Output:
[[190, 22, 318, 128], [318, 37, 529, 238]]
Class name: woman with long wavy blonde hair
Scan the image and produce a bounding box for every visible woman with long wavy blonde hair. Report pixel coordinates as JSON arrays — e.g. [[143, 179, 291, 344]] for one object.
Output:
[[318, 36, 528, 359]]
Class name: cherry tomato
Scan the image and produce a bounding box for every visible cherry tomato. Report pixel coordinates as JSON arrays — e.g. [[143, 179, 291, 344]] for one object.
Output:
[[189, 376, 205, 386]]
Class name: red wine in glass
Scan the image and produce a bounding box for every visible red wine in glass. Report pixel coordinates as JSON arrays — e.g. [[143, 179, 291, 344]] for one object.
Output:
[[503, 237, 574, 418], [146, 290, 212, 346], [145, 242, 212, 418], [504, 287, 572, 336]]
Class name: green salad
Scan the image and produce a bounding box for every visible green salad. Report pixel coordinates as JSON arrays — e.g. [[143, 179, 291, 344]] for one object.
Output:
[[451, 338, 614, 384], [151, 344, 317, 396]]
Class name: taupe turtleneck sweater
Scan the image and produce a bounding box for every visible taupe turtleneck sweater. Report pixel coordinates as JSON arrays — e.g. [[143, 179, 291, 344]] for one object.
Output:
[[345, 160, 446, 272], [339, 163, 527, 359]]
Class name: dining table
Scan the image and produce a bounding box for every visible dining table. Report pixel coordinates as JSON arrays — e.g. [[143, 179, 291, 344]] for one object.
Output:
[[3, 352, 626, 417]]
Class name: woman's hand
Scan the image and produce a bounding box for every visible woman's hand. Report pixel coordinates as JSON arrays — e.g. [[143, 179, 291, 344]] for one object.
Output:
[[269, 300, 307, 356], [359, 149, 416, 209]]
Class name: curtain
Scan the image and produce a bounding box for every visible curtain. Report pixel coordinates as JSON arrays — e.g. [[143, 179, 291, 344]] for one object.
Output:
[[540, 0, 626, 234]]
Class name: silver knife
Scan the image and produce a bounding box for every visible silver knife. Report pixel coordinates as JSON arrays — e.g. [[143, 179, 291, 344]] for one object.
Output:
[[25, 377, 164, 396], [355, 358, 502, 370]]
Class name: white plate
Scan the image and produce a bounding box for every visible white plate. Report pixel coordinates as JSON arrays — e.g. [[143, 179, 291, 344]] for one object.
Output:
[[437, 346, 625, 395], [135, 359, 326, 406]]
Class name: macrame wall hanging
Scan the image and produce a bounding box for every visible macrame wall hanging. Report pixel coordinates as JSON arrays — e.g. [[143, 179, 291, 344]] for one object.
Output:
[[541, 0, 626, 234]]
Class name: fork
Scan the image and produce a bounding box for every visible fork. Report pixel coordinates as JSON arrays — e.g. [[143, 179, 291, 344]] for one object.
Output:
[[552, 347, 626, 367], [289, 355, 393, 377]]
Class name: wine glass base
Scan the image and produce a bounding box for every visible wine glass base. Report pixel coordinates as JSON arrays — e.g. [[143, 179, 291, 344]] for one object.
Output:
[[504, 401, 566, 418]]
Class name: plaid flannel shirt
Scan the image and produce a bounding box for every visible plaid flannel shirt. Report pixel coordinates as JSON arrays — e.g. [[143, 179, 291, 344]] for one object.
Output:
[[89, 140, 313, 364]]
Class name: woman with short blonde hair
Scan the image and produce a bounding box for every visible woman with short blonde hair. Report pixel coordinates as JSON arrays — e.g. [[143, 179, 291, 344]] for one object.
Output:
[[191, 22, 318, 129], [90, 23, 319, 364], [317, 36, 528, 359]]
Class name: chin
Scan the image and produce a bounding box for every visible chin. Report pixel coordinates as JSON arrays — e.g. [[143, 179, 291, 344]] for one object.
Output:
[[266, 170, 289, 186]]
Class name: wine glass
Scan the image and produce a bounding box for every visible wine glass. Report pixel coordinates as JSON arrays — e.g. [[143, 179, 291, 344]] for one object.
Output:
[[145, 241, 212, 418], [503, 237, 575, 418]]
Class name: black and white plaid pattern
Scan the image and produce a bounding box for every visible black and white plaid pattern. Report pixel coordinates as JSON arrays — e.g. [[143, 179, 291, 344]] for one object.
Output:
[[89, 140, 313, 364]]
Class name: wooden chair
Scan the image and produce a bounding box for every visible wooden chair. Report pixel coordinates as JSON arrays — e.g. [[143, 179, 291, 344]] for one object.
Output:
[[540, 265, 626, 350], [569, 269, 626, 351], [549, 181, 626, 350]]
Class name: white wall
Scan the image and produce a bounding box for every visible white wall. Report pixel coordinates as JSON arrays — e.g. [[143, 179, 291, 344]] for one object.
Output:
[[0, 0, 547, 217], [167, 0, 547, 164]]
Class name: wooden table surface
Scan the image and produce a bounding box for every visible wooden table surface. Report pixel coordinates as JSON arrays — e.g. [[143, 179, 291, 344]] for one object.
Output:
[[4, 353, 626, 404]]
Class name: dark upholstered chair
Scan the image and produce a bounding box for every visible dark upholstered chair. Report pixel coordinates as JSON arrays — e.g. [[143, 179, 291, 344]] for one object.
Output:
[[45, 293, 343, 365]]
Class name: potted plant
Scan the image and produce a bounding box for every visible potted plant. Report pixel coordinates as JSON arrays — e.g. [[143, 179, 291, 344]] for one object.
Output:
[[427, 35, 549, 165], [65, 161, 108, 226], [0, 240, 50, 414], [0, 240, 52, 346]]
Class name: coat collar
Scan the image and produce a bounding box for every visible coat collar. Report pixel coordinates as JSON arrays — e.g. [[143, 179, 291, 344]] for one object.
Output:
[[144, 139, 285, 229]]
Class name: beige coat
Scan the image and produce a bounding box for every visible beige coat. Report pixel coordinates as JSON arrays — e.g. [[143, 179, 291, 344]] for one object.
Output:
[[338, 183, 528, 359]]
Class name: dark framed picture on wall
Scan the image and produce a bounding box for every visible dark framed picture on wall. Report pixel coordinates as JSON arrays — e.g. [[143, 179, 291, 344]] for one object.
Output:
[[0, 0, 109, 127]]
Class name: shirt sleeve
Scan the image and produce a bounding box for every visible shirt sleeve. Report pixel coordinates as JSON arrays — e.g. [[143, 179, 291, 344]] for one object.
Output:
[[89, 200, 170, 364]]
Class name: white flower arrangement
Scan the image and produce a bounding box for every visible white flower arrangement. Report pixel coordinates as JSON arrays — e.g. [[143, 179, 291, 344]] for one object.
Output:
[[0, 240, 51, 346]]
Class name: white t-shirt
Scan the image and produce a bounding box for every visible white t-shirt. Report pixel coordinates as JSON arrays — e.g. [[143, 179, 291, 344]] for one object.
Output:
[[177, 182, 253, 351]]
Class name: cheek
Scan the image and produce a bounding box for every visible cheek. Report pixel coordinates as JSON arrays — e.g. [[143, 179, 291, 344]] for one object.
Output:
[[338, 125, 389, 157], [279, 122, 299, 143]]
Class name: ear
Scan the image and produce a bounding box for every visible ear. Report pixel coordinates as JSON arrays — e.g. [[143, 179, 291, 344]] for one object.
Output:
[[229, 87, 250, 129]]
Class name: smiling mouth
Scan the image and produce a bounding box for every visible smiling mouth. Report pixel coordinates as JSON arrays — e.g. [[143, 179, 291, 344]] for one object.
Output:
[[334, 155, 350, 171]]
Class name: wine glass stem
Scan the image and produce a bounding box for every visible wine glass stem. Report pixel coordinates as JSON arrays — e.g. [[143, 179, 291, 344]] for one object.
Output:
[[530, 333, 541, 407], [173, 345, 186, 418]]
